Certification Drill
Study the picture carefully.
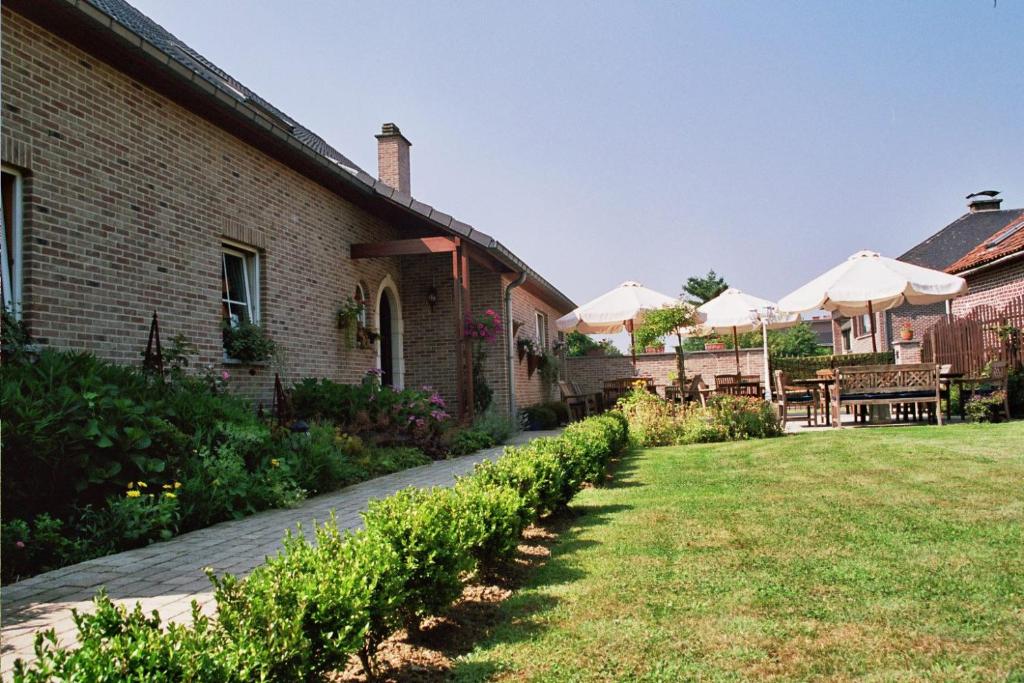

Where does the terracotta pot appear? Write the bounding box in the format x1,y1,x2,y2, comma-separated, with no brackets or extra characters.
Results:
645,345,665,354
900,329,914,341
704,342,725,351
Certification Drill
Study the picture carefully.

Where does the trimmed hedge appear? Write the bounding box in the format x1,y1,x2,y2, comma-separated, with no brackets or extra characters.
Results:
771,351,895,380
13,412,629,682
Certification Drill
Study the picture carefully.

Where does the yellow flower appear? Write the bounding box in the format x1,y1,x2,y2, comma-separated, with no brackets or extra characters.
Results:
137,481,148,488
174,481,182,489
270,458,280,468
126,490,141,498
127,482,135,489
162,484,172,490
163,492,177,499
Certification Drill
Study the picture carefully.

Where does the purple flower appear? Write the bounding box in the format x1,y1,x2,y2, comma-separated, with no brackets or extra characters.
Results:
221,370,230,381
15,541,25,549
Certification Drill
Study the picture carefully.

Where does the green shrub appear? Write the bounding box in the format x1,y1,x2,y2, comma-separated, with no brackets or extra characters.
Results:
448,428,496,456
707,395,783,439
473,407,518,444
364,446,431,475
361,487,472,633
451,477,524,571
12,413,631,681
616,387,681,447
964,390,1008,423
541,400,570,425
522,403,559,430
13,592,235,682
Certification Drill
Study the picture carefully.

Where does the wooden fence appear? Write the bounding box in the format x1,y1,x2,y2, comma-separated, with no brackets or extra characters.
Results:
921,296,1024,375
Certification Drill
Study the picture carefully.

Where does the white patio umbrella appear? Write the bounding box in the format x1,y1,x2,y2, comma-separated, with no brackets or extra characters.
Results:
777,250,968,352
686,288,800,395
556,281,679,370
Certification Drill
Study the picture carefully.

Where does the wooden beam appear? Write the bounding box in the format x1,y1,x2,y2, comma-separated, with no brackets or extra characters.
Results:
462,244,474,422
452,241,464,419
351,236,457,259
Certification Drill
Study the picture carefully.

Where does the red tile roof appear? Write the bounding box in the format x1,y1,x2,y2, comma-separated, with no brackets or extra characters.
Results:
946,211,1024,274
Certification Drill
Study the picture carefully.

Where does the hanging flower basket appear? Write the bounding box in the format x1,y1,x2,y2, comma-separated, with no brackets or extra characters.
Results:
517,337,537,363
527,352,540,377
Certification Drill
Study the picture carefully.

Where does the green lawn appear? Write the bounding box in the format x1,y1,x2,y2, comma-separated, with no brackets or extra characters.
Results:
453,423,1024,682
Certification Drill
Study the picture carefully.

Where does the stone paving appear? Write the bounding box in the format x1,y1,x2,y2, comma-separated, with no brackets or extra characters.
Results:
0,430,561,677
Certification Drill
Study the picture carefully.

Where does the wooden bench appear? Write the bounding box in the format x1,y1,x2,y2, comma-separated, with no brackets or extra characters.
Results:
559,380,600,420
832,363,943,427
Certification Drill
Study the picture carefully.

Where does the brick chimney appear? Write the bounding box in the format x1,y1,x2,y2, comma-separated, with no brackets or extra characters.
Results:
376,123,411,195
966,190,1002,213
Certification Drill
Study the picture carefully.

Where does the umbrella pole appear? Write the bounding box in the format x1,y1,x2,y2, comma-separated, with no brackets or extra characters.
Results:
627,320,637,373
868,301,877,353
733,326,741,374
676,331,686,391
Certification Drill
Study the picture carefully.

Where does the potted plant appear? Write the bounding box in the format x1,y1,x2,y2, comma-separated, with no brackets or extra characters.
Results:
337,297,365,349
527,350,541,377
900,322,914,341
222,319,277,363
645,343,665,353
517,337,537,362
704,341,725,351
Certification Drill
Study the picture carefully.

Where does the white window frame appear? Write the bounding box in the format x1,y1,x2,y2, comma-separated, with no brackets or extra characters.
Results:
535,311,548,349
859,313,873,336
1,165,24,318
221,241,260,327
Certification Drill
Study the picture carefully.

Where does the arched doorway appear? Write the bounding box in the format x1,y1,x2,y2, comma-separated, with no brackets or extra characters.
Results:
374,276,404,388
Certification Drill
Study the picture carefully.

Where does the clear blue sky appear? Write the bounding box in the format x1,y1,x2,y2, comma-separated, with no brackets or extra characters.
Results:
131,0,1023,319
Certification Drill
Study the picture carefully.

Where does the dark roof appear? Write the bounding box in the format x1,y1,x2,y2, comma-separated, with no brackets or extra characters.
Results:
85,0,365,174
947,213,1024,273
59,0,574,312
898,208,1024,271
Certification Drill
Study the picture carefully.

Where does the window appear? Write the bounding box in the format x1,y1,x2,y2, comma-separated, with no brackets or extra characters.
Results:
1,167,23,317
535,311,548,349
859,313,873,336
354,282,368,327
221,243,259,327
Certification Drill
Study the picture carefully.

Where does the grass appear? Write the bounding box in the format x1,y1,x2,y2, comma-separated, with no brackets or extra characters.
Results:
452,422,1024,682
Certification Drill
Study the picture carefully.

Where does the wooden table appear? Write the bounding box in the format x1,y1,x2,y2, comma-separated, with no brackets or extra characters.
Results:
793,371,964,426
791,376,834,425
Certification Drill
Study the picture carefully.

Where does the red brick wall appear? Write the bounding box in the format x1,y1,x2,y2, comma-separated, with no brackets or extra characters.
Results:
508,282,563,409
883,301,947,349
566,348,765,397
952,259,1024,317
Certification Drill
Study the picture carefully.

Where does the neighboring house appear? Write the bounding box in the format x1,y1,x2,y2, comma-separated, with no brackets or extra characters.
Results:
1,0,574,417
832,191,1024,353
805,315,835,351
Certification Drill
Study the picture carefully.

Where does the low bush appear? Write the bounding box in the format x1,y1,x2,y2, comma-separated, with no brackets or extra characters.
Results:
12,412,630,681
964,390,1008,423
617,388,781,448
522,403,559,430
447,428,496,456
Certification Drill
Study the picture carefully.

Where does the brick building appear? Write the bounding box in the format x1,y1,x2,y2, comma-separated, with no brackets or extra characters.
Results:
0,0,573,417
832,191,1024,353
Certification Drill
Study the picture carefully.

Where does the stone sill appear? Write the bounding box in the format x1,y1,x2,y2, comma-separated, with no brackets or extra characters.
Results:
222,358,270,367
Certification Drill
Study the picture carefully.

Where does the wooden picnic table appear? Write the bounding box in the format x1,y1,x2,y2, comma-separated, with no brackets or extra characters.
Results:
792,369,964,426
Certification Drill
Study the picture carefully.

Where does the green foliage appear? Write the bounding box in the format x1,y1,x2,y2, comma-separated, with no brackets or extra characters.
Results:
683,269,728,305
77,486,181,555
12,412,631,681
633,304,701,353
616,388,781,448
290,377,451,456
449,428,497,456
771,351,895,380
222,320,277,363
964,391,1008,423
1,306,33,354
538,351,560,395
473,408,519,444
13,592,235,682
522,403,560,430
564,331,620,357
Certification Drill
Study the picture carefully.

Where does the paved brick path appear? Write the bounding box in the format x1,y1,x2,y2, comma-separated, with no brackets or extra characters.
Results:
0,430,560,678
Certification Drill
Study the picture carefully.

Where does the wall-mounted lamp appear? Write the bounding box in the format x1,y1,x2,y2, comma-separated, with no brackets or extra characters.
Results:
426,285,438,312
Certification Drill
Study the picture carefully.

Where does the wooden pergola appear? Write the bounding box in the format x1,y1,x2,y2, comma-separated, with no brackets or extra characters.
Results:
350,236,507,421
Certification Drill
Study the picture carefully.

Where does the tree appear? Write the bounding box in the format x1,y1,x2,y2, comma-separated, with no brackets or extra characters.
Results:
768,322,829,358
683,269,728,305
632,303,703,388
565,330,622,357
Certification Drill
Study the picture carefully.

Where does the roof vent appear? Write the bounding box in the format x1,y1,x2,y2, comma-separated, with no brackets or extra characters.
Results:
966,190,1002,213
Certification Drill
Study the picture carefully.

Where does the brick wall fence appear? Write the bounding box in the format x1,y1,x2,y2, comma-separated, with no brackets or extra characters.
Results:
565,348,765,397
